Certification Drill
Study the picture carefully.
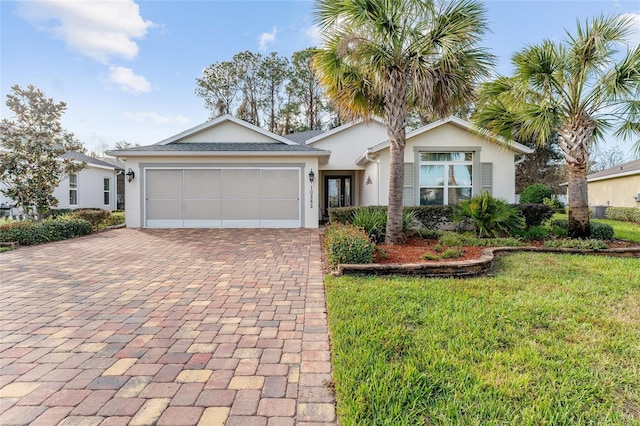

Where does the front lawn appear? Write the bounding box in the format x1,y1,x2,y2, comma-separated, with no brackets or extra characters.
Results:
326,253,640,425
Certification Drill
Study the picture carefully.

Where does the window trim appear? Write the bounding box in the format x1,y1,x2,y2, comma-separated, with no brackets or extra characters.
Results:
103,177,111,206
413,147,481,205
69,174,78,206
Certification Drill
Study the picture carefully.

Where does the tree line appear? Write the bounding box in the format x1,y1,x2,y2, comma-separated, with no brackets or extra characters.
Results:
195,48,342,135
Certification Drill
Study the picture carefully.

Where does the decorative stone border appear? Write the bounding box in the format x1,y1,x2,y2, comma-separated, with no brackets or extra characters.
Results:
335,246,640,278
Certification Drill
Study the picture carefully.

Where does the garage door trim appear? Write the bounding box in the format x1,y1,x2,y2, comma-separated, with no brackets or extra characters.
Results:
142,165,303,228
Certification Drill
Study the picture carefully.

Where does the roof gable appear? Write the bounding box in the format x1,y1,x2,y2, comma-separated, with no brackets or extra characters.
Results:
306,117,386,146
364,116,533,157
157,114,296,145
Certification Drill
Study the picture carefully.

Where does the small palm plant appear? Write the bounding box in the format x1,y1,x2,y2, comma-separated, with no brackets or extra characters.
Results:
455,192,524,238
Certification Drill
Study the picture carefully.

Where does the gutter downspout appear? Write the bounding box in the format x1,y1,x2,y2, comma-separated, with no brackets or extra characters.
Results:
364,150,380,205
514,154,527,166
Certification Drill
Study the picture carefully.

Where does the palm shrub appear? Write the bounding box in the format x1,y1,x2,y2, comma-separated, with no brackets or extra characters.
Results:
455,192,524,238
352,208,387,243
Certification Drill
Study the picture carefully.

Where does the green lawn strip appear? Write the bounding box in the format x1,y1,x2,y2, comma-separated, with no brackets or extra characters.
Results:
325,253,640,425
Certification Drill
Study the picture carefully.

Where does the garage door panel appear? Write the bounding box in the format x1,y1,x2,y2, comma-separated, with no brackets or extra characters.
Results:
147,200,182,220
260,200,299,220
146,167,301,228
184,170,221,199
223,169,260,199
261,170,299,199
223,199,260,220
184,200,222,220
147,170,182,199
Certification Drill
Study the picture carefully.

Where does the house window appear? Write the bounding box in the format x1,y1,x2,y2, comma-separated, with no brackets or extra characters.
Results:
419,152,472,205
103,178,110,205
69,174,78,205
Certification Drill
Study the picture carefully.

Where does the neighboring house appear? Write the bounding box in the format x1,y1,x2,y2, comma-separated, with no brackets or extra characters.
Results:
1,151,123,215
53,152,123,212
108,114,531,229
583,159,640,208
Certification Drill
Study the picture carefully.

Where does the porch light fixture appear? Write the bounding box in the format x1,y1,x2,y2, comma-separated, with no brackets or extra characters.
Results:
308,169,315,183
126,168,135,183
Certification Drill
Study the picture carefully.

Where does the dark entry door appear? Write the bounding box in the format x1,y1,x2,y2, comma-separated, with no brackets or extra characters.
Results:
325,176,352,216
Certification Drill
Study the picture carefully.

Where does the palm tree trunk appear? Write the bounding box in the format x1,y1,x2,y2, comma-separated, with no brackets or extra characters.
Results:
384,67,407,244
558,125,591,238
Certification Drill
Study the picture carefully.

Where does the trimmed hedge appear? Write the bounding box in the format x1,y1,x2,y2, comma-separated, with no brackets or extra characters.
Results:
605,207,640,223
104,211,125,227
0,217,93,246
324,224,374,268
71,209,111,231
514,203,554,228
329,205,454,229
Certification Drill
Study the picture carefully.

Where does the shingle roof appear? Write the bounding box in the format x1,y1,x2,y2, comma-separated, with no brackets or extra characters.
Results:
110,142,328,153
282,130,325,145
60,151,124,169
587,159,640,180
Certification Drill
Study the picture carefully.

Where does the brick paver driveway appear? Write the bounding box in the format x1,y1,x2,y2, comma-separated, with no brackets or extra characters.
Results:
0,228,336,426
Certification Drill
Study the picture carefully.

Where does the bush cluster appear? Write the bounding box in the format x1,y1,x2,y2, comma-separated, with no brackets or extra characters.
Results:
548,219,614,240
103,211,125,227
70,209,111,231
605,207,640,223
0,217,93,246
514,203,555,228
324,224,374,268
519,184,553,204
329,205,454,229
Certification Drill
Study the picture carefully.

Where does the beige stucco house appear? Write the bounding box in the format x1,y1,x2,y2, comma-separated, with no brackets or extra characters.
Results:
108,114,532,229
584,159,640,208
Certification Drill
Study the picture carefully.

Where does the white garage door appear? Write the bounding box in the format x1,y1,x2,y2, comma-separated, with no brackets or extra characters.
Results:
145,168,301,228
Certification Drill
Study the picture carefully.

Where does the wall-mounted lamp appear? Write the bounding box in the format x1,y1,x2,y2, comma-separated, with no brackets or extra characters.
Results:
126,168,135,183
308,169,315,183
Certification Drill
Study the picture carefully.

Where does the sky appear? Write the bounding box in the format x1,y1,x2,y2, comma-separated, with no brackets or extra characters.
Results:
1,0,640,159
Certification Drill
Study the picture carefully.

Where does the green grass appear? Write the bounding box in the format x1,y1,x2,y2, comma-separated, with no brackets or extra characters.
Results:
553,213,640,243
326,253,640,425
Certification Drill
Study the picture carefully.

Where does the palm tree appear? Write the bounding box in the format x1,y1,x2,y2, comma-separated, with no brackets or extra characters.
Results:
474,15,640,238
314,0,493,244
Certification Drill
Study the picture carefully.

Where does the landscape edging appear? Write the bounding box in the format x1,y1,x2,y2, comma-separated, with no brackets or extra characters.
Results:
335,246,640,278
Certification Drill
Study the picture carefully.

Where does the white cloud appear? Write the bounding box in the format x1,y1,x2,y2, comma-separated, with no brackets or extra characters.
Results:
258,27,277,51
304,24,323,47
17,0,154,62
123,111,190,124
622,13,640,46
109,66,152,93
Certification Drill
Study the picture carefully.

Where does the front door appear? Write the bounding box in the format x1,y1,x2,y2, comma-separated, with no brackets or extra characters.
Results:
325,176,352,217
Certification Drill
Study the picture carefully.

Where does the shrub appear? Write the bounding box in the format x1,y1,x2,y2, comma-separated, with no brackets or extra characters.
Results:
590,222,614,240
0,217,93,246
512,225,549,241
438,231,525,247
605,207,640,223
412,228,443,240
324,224,374,268
519,184,553,204
104,211,125,228
352,209,387,243
330,205,455,229
514,203,555,228
421,247,465,260
543,239,608,250
43,208,73,219
71,209,110,231
543,197,565,211
404,205,455,228
455,192,524,238
547,219,614,240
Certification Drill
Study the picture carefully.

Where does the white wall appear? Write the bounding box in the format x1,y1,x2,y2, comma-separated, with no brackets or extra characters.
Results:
311,121,388,170
54,166,119,211
119,155,320,228
180,121,279,143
